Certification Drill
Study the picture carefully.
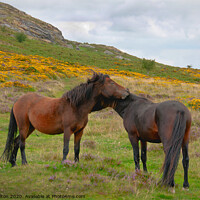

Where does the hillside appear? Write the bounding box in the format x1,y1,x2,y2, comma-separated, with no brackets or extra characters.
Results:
0,2,200,84
0,52,200,199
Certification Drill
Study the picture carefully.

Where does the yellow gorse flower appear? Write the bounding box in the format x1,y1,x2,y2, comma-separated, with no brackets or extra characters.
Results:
188,99,200,110
0,50,199,110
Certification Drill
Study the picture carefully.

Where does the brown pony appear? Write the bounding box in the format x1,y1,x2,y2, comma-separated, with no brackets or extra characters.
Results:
1,73,129,167
92,92,191,192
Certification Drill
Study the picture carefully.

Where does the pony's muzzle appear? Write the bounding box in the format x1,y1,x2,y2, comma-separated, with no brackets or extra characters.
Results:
121,88,130,99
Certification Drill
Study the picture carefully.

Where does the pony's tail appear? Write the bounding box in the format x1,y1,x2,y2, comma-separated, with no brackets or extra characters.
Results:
161,111,186,186
1,107,18,162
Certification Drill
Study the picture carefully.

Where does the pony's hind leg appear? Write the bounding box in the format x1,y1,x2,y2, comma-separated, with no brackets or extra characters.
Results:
9,136,20,167
182,141,189,189
182,121,190,190
141,141,147,172
19,135,28,165
19,123,35,165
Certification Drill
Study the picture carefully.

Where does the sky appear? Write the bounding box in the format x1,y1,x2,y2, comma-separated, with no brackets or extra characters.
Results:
1,0,200,68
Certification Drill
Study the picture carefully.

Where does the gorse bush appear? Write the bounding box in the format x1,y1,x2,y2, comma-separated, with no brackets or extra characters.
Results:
0,50,199,90
142,58,155,70
15,32,27,43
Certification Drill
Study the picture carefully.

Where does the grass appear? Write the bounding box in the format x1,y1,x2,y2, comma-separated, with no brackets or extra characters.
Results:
0,75,200,200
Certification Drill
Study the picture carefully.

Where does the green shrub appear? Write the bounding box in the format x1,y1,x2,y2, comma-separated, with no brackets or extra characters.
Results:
142,58,155,70
15,32,27,43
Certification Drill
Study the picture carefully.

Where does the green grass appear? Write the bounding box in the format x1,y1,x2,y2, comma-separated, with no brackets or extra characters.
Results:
0,78,200,200
0,27,200,84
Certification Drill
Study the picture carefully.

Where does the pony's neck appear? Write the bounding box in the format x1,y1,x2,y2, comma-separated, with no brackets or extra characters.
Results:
114,94,143,118
91,95,133,117
114,98,131,118
91,93,150,117
78,90,101,115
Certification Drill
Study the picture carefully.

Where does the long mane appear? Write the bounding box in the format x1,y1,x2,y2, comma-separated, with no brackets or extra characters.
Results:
62,73,109,107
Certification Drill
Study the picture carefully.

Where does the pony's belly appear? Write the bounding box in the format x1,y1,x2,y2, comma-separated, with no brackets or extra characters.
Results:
139,131,161,143
30,116,64,135
36,127,63,135
145,138,161,143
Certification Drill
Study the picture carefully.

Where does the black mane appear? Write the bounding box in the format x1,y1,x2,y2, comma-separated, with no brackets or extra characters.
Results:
62,73,109,107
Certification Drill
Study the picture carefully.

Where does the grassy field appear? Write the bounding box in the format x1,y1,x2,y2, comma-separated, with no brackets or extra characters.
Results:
0,71,200,199
0,25,200,199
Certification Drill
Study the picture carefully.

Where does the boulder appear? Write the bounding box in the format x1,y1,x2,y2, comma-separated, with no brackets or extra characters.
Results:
0,2,65,44
104,50,114,55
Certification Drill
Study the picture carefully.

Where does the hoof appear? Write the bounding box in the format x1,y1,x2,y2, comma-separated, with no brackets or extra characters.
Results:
168,187,175,194
74,158,79,163
62,159,66,164
143,169,148,174
182,187,189,191
11,163,17,167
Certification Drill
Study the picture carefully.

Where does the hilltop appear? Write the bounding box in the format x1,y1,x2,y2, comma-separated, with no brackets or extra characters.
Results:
0,2,65,44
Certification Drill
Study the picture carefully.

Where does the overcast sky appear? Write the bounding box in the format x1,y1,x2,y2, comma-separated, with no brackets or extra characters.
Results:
1,0,200,68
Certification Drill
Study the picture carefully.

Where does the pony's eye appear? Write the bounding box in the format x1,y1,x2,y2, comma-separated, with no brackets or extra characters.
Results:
111,82,115,85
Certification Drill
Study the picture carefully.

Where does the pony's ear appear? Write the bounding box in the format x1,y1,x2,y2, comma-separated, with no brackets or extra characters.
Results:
90,69,95,75
87,71,100,84
88,70,95,80
85,83,94,100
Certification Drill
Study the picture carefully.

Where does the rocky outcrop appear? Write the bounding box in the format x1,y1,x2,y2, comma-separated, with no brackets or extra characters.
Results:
79,43,95,48
104,50,114,55
115,55,131,61
0,2,132,57
0,2,65,44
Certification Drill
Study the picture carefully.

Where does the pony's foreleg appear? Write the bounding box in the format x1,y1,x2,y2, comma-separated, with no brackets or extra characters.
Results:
62,128,72,161
74,130,83,162
9,136,20,167
141,141,147,172
182,141,189,189
128,132,140,170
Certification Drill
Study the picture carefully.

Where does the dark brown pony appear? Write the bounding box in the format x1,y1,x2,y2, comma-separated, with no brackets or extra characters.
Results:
1,73,129,167
92,93,191,191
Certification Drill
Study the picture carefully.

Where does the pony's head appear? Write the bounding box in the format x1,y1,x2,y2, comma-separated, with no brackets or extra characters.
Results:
63,72,129,107
97,74,129,99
